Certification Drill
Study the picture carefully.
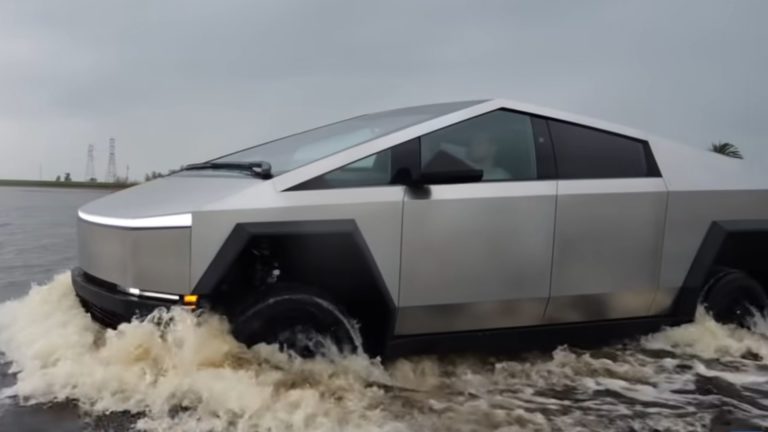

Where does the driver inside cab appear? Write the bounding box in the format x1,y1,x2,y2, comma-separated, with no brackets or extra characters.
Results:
467,133,510,181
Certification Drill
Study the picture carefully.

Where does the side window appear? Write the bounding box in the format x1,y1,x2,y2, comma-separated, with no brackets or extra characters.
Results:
294,149,393,190
420,110,539,182
548,120,660,179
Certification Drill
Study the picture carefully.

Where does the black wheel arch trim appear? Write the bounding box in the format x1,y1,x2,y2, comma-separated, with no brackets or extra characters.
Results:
192,219,396,350
673,219,768,319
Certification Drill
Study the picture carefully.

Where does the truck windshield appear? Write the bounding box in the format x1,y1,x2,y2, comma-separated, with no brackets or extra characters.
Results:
212,101,482,176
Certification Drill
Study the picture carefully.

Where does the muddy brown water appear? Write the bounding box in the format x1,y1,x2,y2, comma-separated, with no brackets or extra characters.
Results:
1,186,767,432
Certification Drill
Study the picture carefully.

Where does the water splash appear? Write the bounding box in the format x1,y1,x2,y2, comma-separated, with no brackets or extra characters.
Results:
0,272,767,431
0,273,398,431
643,307,768,360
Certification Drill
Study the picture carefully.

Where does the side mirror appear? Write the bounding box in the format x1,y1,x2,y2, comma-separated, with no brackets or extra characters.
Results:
392,145,487,188
392,166,483,189
391,167,419,187
415,148,484,185
391,167,430,199
420,169,483,185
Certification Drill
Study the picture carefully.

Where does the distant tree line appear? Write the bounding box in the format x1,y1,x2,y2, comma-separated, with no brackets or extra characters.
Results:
54,172,131,184
143,166,183,182
144,171,166,181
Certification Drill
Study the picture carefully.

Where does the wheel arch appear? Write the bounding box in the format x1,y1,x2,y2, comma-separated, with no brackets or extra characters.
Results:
193,219,396,356
673,219,768,318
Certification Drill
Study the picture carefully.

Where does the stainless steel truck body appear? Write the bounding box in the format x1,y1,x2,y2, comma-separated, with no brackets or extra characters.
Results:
72,99,768,356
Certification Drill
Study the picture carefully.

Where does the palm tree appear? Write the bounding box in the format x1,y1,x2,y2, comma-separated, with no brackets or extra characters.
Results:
710,142,743,159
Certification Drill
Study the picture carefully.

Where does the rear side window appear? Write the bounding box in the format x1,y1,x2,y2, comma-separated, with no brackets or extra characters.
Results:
548,120,660,179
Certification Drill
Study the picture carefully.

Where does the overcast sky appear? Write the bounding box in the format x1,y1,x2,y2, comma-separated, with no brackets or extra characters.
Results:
1,0,766,181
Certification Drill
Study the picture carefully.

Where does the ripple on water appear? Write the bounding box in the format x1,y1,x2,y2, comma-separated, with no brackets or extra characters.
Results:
0,272,767,432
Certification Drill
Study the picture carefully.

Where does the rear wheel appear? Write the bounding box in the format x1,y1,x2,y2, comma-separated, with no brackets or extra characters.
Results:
703,270,768,327
231,284,360,357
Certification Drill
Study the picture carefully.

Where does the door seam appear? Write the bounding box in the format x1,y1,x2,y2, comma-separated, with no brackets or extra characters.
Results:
647,185,671,314
396,187,407,310
542,180,558,319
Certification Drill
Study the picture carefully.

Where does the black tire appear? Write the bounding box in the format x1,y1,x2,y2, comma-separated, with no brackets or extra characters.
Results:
703,270,768,327
231,283,360,357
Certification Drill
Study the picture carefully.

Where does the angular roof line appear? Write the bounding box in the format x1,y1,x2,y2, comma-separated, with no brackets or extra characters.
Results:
476,98,651,141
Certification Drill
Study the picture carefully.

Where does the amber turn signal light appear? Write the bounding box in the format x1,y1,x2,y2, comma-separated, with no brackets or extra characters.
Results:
183,295,198,306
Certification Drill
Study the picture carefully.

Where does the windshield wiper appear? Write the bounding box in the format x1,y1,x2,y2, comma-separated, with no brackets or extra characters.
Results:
180,161,272,179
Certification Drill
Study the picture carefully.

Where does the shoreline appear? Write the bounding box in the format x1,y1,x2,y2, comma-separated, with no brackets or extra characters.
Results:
0,179,136,190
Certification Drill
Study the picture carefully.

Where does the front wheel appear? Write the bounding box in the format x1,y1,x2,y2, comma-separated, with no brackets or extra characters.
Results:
703,270,768,327
231,284,361,357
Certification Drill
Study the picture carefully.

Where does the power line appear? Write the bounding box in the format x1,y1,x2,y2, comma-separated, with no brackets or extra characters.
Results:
105,137,117,182
85,144,95,181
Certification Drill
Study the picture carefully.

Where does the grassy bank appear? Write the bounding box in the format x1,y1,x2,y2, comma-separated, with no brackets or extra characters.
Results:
0,179,136,190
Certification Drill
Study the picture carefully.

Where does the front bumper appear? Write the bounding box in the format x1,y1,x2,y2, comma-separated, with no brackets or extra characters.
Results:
72,267,175,328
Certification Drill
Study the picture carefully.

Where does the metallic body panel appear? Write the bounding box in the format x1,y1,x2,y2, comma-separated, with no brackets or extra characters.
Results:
191,185,406,302
651,188,768,312
79,175,257,219
74,99,768,340
545,178,667,322
395,298,548,335
647,136,768,312
648,287,677,315
76,99,655,301
397,181,556,334
78,220,191,295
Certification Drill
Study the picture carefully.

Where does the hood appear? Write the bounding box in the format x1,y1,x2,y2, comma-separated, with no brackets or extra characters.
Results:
79,174,262,221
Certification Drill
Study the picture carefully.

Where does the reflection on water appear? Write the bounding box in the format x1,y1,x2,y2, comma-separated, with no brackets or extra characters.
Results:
0,272,767,432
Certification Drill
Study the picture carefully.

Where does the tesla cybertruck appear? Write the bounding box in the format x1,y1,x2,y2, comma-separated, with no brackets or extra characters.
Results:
72,99,768,357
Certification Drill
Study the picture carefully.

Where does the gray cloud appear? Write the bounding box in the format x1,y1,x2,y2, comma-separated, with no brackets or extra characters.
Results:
1,0,766,180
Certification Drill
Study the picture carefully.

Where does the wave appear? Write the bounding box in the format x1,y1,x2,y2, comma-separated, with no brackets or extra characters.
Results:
0,272,767,431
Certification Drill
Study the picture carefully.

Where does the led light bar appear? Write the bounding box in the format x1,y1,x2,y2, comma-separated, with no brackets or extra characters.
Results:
115,285,181,302
78,210,192,228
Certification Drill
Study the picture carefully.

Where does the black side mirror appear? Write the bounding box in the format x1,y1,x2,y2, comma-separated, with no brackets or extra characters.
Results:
416,148,485,185
391,167,431,199
391,167,418,187
391,148,485,191
420,169,483,185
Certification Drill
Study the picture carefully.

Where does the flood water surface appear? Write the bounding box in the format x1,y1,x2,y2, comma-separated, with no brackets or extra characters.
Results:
1,186,768,432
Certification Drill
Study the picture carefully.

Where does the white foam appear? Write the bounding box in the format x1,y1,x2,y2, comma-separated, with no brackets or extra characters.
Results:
0,273,402,432
1,272,767,431
748,309,768,336
643,307,768,360
692,360,768,385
